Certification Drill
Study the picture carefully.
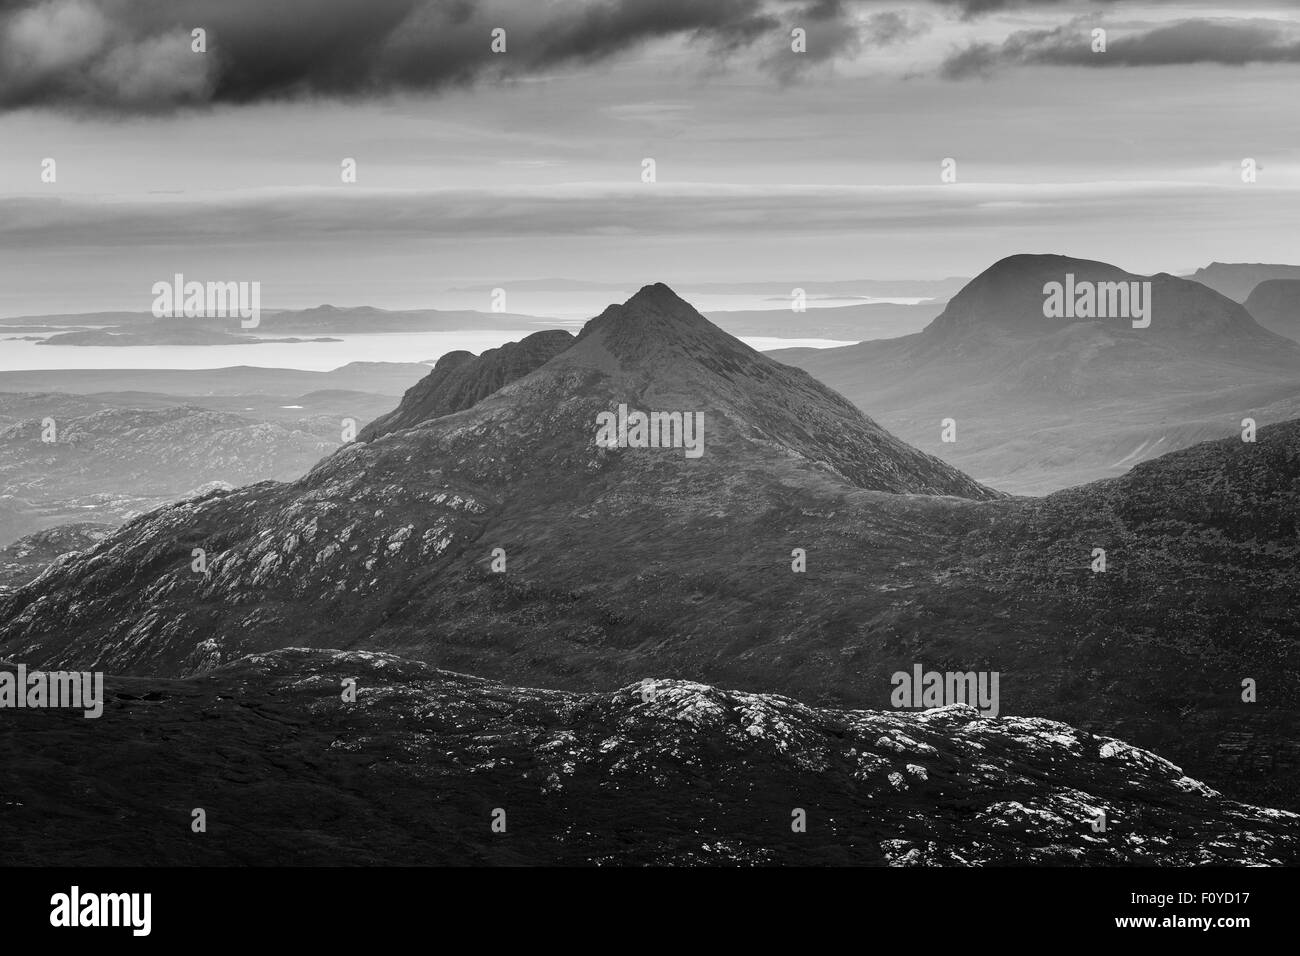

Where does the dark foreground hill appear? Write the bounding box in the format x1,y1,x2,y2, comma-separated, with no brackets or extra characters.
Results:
774,254,1300,493
1,649,1294,866
1,284,1297,811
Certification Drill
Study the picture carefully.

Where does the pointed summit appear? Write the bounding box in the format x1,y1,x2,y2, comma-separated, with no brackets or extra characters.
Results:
585,283,700,327
626,281,691,308
0,283,996,684
571,282,726,368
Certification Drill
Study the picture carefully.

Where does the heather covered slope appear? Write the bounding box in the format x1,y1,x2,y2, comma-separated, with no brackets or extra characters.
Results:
1,649,1294,866
1,285,1297,810
774,254,1300,493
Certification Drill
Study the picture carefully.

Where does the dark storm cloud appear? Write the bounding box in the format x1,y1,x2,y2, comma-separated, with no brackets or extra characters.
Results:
864,10,928,46
761,3,927,82
941,18,1300,78
0,0,835,112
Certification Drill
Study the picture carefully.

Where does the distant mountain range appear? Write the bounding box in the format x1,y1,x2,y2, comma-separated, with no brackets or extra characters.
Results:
2,648,1293,865
3,283,1296,813
1187,262,1300,303
0,304,548,345
774,254,1300,493
4,300,945,348
35,323,342,347
1245,279,1300,342
446,277,971,298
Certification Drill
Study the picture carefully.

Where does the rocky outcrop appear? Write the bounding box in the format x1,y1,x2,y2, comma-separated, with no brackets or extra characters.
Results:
0,522,113,596
2,648,1294,866
358,329,574,441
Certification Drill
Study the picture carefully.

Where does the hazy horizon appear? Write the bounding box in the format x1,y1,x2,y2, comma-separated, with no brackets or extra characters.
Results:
4,0,1300,318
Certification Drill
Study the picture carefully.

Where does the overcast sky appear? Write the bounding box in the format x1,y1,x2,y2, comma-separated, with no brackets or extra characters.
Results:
2,0,1298,313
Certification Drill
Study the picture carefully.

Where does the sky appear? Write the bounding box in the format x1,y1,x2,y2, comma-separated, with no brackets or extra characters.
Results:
1,0,1299,314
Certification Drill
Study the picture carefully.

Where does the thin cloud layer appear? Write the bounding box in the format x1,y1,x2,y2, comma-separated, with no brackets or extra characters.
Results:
942,18,1300,79
2,180,1289,249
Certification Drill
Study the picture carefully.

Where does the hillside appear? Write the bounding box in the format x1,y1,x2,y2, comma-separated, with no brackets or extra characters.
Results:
1245,279,1300,342
359,330,574,441
1188,262,1300,302
0,523,113,597
774,254,1300,493
0,399,342,545
1,284,1296,812
1,648,1293,866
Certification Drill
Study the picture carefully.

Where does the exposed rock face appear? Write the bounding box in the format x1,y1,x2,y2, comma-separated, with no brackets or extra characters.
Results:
1244,279,1300,343
2,649,1293,866
1,285,1296,813
0,523,113,596
358,330,575,441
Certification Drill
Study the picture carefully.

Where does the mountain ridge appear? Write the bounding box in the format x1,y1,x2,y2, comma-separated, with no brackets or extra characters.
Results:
774,253,1300,493
2,283,1297,813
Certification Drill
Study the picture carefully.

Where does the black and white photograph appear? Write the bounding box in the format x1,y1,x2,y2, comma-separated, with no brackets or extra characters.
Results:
0,0,1297,937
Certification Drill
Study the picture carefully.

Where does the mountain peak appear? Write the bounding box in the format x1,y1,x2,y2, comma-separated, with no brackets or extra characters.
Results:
626,281,688,307
582,282,703,330
924,253,1283,344
568,282,735,372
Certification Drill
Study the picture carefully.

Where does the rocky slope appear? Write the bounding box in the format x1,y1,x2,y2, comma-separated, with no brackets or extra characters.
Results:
0,523,113,597
359,330,574,441
1,284,1296,812
774,254,1300,493
0,399,343,546
1,648,1293,866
